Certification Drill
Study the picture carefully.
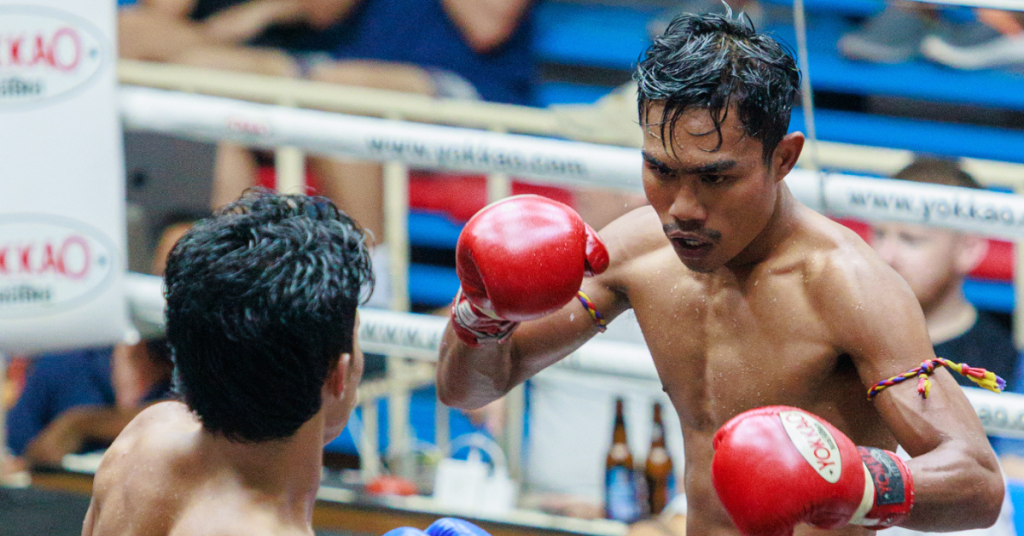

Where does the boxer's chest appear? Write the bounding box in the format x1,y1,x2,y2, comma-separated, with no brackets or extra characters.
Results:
629,267,840,432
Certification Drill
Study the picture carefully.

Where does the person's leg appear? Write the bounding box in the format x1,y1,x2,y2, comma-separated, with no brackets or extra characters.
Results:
118,6,206,61
308,157,385,241
173,44,298,77
168,46,297,210
305,59,441,257
308,59,435,95
211,142,260,210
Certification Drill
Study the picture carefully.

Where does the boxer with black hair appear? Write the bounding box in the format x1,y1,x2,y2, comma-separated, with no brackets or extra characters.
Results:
438,12,1004,536
83,190,373,536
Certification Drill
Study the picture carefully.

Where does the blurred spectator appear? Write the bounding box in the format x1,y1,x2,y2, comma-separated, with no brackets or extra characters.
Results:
120,0,536,310
865,158,1021,536
121,0,535,230
9,340,172,468
870,157,1019,389
840,2,1024,71
3,220,191,470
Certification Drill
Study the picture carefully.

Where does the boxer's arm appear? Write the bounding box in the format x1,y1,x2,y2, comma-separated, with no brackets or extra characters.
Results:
816,254,1003,531
437,211,641,410
81,498,97,536
437,266,626,410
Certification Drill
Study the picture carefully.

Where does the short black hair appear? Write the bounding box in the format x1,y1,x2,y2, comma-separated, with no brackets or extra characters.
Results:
895,156,981,190
635,10,801,162
164,189,373,443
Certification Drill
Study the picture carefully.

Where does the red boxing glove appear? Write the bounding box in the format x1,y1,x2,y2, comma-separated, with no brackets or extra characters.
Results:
451,194,609,346
712,406,914,536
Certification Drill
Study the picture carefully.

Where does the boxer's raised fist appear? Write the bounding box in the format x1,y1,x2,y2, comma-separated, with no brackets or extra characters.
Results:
712,406,913,536
452,195,608,346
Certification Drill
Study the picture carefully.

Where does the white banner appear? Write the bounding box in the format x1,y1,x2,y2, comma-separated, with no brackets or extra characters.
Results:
0,0,131,353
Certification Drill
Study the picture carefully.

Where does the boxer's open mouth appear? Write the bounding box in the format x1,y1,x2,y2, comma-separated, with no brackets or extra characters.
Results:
670,237,713,258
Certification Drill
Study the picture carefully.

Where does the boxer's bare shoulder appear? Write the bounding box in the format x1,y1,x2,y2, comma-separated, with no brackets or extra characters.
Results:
787,205,930,377
89,401,300,536
595,205,673,284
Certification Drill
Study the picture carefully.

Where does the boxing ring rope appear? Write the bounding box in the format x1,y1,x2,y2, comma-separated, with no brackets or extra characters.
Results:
117,61,1024,186
118,86,1024,457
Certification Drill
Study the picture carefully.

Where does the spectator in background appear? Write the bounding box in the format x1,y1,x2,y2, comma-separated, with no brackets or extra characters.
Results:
119,0,536,308
840,2,1024,71
119,0,536,225
870,157,1019,390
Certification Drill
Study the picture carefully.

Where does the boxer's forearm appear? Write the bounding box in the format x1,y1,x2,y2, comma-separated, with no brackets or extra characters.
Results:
436,325,516,410
900,441,1003,531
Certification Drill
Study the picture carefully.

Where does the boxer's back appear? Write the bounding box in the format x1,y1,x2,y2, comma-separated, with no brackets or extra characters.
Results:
84,402,301,536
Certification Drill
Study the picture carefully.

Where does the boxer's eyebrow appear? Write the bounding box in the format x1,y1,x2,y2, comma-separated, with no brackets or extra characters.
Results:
642,151,737,176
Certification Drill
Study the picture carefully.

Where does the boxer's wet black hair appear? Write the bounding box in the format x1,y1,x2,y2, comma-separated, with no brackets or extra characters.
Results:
165,189,373,443
635,10,801,163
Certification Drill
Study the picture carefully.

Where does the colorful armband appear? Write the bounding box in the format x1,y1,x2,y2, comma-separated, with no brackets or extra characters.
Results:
867,358,1005,400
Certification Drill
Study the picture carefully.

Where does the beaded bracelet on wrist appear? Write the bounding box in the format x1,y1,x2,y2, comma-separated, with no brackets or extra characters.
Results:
576,290,607,332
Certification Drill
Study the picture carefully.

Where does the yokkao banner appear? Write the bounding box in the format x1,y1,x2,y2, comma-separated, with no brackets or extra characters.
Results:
0,0,132,353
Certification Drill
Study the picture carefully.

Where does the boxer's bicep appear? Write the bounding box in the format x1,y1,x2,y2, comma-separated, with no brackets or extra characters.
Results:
812,252,934,385
816,257,1001,523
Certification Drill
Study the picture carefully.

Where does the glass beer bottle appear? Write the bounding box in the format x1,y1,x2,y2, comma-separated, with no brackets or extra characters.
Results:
605,398,640,522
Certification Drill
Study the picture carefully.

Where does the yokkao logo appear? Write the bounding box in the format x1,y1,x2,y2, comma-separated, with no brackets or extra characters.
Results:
0,216,116,317
779,410,843,483
0,6,106,108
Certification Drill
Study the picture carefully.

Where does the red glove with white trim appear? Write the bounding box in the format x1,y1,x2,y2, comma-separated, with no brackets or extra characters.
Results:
451,195,608,346
712,406,914,536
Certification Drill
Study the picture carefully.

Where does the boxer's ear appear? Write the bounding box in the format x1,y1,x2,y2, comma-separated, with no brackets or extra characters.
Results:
772,132,805,182
954,234,988,276
327,353,351,398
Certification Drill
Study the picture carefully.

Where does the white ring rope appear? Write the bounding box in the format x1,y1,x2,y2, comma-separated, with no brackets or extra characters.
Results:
125,272,1024,439
121,87,1024,242
120,86,640,193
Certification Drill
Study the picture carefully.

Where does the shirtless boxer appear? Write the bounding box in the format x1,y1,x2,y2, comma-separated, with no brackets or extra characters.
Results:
437,12,1004,536
81,191,374,536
